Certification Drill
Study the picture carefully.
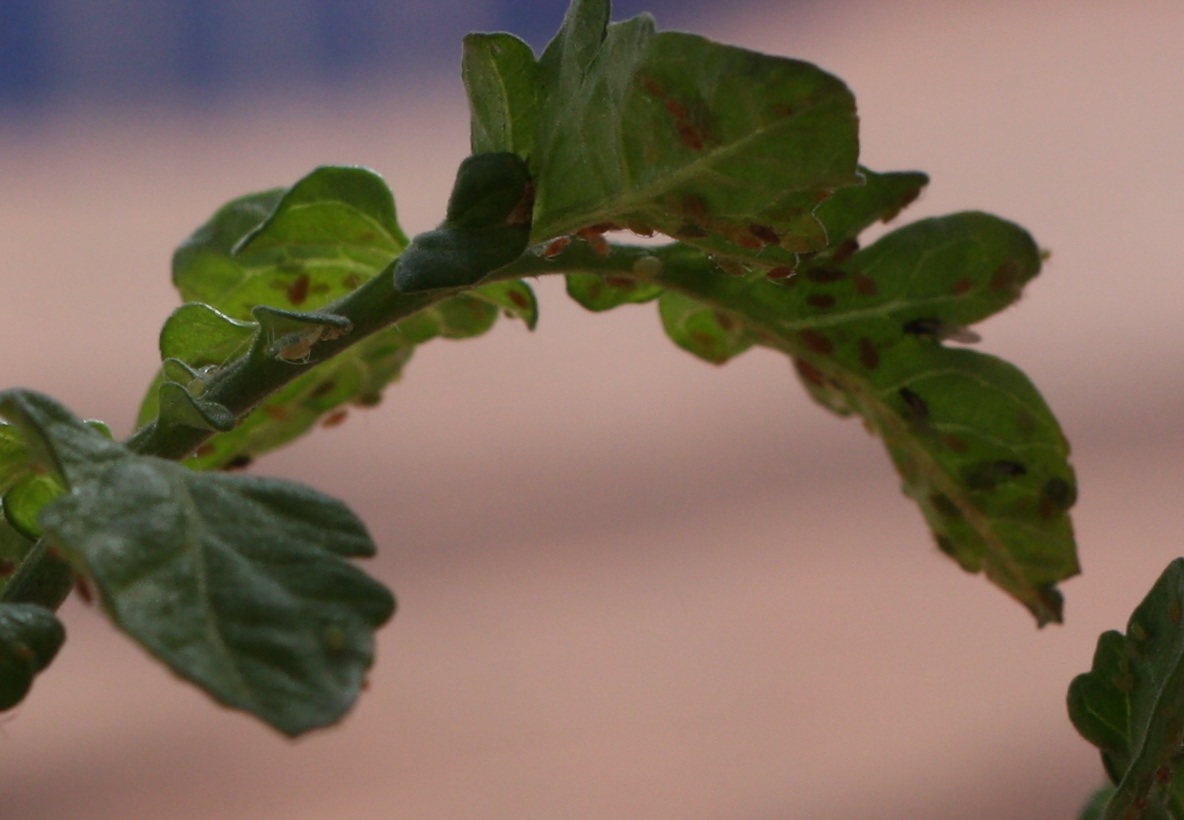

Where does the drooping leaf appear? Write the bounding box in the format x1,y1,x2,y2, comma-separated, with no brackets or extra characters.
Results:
1069,559,1184,819
520,0,860,260
173,165,407,320
0,389,395,736
599,211,1078,623
565,267,663,312
0,603,65,710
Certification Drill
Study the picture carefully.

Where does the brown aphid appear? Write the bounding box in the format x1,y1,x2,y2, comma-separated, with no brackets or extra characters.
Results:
798,329,834,355
0,558,15,577
263,404,290,421
942,434,969,453
74,575,94,606
542,236,571,258
664,98,688,120
793,357,826,387
766,266,796,281
858,337,879,370
605,275,635,288
1156,765,1173,789
807,294,836,309
507,289,531,310
749,224,780,245
681,194,708,221
735,234,762,250
852,272,877,296
951,278,973,296
677,122,703,151
626,221,654,237
831,238,859,263
309,380,338,399
321,409,348,428
194,443,217,458
676,223,707,239
287,273,311,305
584,233,610,257
225,454,253,471
640,76,665,98
990,261,1021,294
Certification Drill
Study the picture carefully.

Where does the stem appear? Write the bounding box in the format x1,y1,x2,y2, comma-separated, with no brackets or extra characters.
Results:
0,537,74,609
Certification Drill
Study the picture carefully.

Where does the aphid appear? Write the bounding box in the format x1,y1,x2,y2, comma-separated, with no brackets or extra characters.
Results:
626,221,654,238
507,289,531,310
542,236,571,258
640,76,664,98
793,357,826,387
898,387,929,421
735,234,762,250
321,409,348,428
583,233,610,256
286,273,310,305
677,123,703,150
749,224,780,245
806,294,836,309
0,558,15,577
1039,476,1077,517
225,454,253,471
74,575,94,606
928,493,962,519
631,255,663,278
941,434,969,453
664,98,688,120
951,278,973,296
1156,765,1173,789
990,261,1020,293
798,329,833,356
276,326,325,363
963,459,1026,491
831,238,859,263
765,266,795,281
263,404,290,420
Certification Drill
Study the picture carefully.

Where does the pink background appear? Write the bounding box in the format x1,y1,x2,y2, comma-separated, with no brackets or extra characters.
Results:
3,2,1183,817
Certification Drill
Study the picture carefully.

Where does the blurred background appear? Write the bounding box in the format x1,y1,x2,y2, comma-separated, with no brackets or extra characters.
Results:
2,1,1183,817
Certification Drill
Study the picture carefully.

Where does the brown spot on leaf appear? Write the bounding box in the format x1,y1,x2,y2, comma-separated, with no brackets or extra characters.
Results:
263,405,289,421
807,294,836,309
640,76,664,98
952,278,973,296
990,261,1021,294
676,122,703,151
664,98,687,120
0,558,15,577
858,337,879,370
287,273,310,305
798,329,833,355
852,272,877,296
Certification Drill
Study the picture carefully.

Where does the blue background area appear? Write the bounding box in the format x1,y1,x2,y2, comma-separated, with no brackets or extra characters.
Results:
0,0,734,111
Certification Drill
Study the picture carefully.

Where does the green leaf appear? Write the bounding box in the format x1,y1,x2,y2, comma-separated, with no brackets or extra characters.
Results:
470,279,540,331
0,389,395,735
658,290,754,364
638,212,1076,623
463,32,540,156
0,603,65,711
173,165,407,320
1069,559,1184,819
393,153,533,293
0,421,31,495
524,0,859,258
565,269,663,312
0,516,35,595
810,166,929,257
3,473,64,540
1080,784,1119,820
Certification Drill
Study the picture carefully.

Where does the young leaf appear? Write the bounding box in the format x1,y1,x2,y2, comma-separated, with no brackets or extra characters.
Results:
526,0,860,256
0,421,30,495
0,516,35,595
1069,559,1184,819
565,270,663,312
0,603,65,710
393,152,533,293
0,389,395,736
173,165,407,320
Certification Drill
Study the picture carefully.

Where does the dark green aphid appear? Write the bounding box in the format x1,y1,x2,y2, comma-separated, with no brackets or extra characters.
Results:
898,387,928,421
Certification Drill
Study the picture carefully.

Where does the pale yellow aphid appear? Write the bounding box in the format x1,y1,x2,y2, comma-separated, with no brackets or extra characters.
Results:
273,323,352,364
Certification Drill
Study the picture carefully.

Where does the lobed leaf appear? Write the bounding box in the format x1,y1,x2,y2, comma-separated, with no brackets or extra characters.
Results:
0,603,65,710
1069,559,1184,819
0,389,395,735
